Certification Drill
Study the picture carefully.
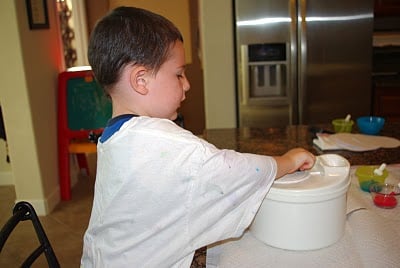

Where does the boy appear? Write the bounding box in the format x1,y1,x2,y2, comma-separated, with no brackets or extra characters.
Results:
81,6,315,267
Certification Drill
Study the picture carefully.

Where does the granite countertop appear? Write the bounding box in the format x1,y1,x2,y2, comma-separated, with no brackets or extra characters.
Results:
190,122,400,267
202,122,400,166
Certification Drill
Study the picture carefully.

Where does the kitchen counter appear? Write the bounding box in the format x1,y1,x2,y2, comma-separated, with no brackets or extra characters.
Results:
202,122,400,166
190,122,400,267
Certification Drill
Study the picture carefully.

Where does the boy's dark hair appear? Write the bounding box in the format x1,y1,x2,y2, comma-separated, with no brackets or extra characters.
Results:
88,6,184,92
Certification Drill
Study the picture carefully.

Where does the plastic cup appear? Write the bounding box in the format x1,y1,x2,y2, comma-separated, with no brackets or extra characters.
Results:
332,119,354,133
369,183,400,208
355,165,388,192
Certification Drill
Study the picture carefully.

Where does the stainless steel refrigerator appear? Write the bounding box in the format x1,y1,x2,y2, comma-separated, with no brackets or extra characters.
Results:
234,0,374,128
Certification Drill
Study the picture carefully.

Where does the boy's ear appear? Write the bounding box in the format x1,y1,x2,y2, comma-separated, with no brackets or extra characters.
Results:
130,67,148,95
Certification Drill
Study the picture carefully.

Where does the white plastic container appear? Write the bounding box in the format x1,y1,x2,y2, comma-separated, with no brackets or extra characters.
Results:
250,154,350,251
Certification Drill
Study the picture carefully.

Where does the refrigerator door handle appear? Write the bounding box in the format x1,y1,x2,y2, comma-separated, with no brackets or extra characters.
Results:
289,0,297,125
240,45,249,105
298,0,307,124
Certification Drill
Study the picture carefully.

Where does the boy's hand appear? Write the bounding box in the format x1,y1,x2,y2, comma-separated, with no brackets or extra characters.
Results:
274,148,316,179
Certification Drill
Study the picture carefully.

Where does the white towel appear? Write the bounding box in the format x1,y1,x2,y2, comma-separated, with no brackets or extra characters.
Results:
313,133,400,151
207,230,363,268
347,209,400,268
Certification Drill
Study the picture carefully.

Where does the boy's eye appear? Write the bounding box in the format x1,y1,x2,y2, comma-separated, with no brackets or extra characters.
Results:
177,68,186,79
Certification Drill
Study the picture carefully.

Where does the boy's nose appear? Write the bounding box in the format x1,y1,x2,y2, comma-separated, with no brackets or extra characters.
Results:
183,77,190,92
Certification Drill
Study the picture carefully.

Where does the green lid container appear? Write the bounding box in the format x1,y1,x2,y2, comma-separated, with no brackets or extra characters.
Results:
332,119,354,133
355,165,388,192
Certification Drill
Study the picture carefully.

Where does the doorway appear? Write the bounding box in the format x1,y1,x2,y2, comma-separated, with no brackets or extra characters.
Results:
57,0,90,68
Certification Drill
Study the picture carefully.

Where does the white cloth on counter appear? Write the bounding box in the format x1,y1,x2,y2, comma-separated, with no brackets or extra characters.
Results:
207,165,400,268
313,133,400,151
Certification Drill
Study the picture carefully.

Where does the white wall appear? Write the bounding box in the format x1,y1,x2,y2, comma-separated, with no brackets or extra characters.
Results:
0,140,12,185
0,0,64,215
199,0,237,129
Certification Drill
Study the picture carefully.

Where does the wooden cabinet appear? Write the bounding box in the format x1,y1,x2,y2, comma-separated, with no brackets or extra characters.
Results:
374,0,400,16
373,86,400,122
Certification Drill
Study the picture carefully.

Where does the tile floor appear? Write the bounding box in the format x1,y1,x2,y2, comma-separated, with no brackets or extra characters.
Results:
0,174,95,267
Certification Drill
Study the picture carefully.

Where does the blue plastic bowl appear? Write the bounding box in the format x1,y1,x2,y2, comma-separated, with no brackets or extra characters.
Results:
356,116,385,135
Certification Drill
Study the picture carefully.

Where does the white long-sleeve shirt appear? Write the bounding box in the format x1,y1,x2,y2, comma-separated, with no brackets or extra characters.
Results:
81,116,277,267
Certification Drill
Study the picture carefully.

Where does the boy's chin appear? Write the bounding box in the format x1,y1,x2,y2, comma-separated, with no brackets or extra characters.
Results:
172,113,184,127
170,112,179,121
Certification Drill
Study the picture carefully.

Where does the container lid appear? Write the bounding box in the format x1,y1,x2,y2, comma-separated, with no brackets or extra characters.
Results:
268,154,351,203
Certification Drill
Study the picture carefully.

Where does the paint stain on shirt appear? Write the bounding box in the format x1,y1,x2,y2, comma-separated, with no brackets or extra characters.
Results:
160,151,168,158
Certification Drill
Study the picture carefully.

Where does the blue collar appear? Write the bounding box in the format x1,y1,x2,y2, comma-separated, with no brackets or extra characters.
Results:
99,114,138,143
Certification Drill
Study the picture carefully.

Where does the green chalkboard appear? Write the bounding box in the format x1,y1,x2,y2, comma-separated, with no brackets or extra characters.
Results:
67,77,112,130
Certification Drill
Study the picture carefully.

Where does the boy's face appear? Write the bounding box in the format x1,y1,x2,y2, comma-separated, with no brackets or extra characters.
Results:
144,41,190,120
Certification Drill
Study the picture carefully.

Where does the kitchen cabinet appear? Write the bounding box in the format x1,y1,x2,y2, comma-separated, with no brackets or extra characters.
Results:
372,45,400,122
374,0,400,16
373,85,400,122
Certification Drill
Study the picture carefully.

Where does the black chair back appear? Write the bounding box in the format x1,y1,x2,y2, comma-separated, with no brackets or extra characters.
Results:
0,201,60,268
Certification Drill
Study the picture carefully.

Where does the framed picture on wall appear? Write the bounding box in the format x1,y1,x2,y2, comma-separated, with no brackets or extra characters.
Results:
25,0,50,30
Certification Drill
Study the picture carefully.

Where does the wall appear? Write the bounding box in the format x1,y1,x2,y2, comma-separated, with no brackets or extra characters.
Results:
180,0,205,134
0,140,11,185
102,1,238,130
85,0,109,34
199,0,237,129
0,0,64,215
